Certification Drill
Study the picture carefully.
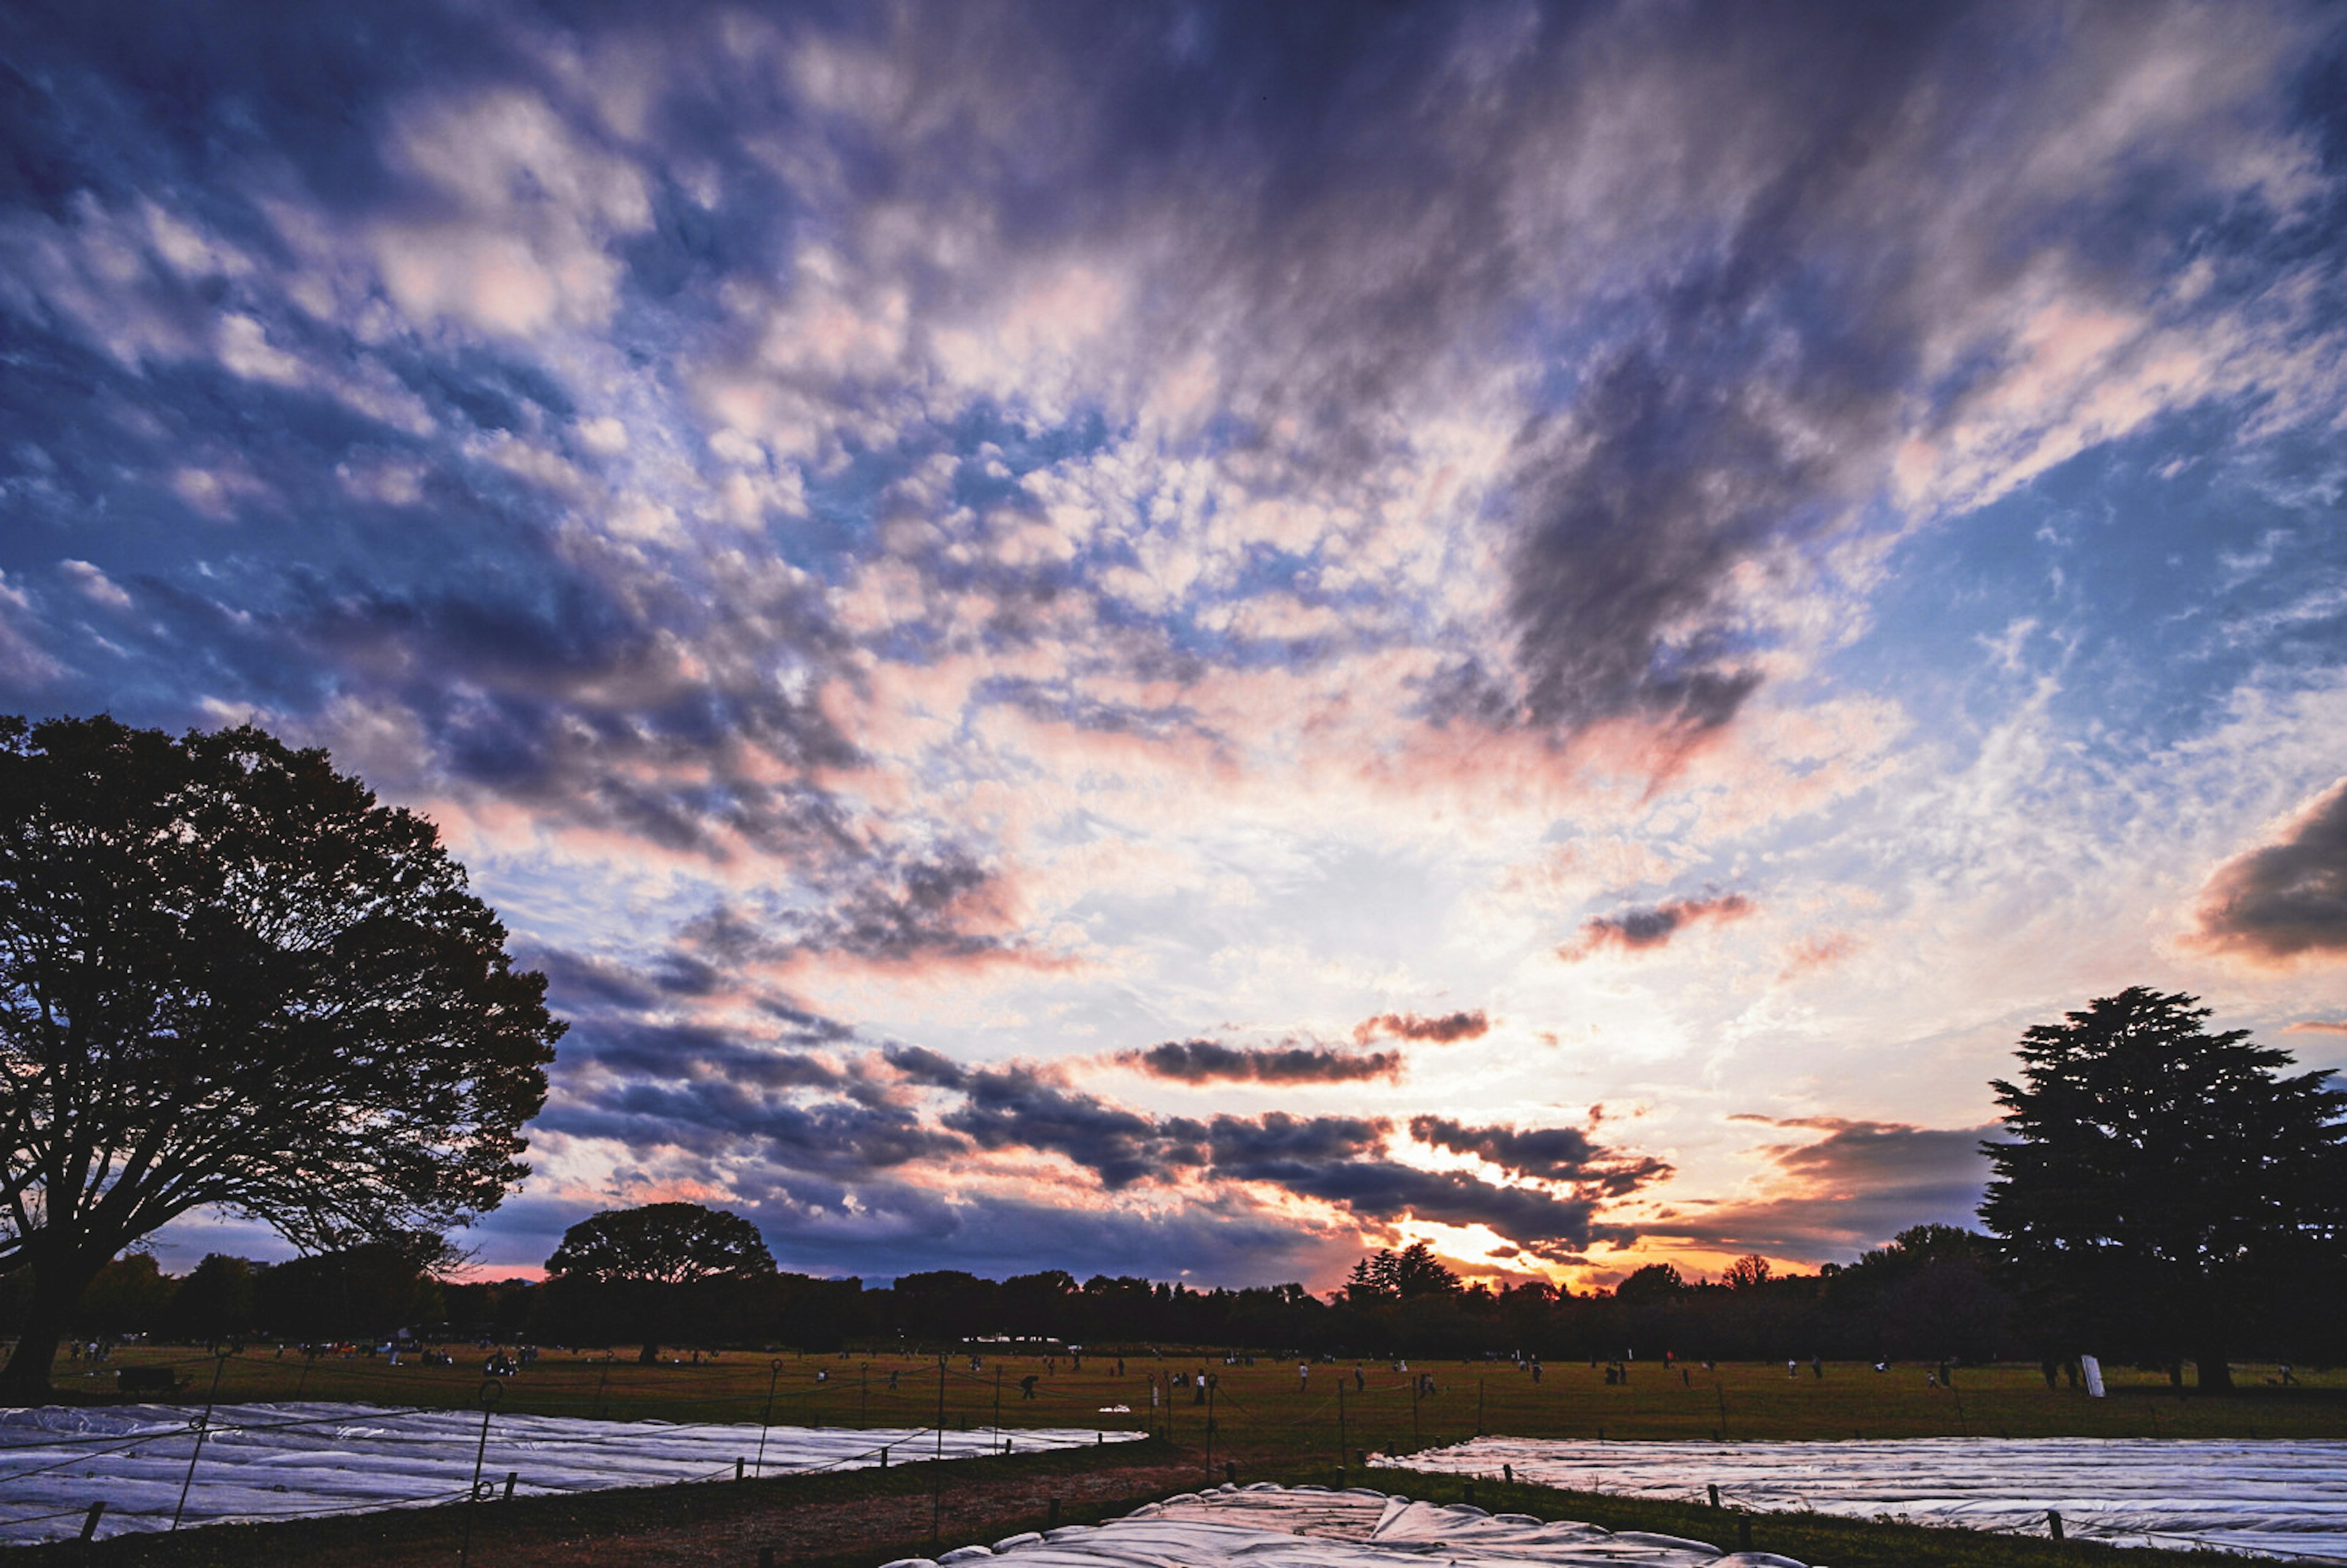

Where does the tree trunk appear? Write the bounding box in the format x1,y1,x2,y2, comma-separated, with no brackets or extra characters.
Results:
2197,1347,2233,1392
0,1256,101,1403
639,1341,660,1365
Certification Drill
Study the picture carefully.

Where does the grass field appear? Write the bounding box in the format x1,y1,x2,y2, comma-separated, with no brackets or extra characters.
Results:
46,1341,2347,1446
16,1347,2343,1566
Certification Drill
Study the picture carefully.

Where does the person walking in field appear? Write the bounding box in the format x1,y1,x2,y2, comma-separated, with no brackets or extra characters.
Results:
1019,1374,1039,1399
1299,1362,1310,1390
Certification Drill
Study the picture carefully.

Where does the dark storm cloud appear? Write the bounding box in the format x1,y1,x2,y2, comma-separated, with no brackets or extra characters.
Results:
1408,1115,1672,1195
1205,1112,1388,1174
2192,779,2347,962
1653,1117,1995,1261
1122,1039,1402,1084
943,1066,1209,1189
1351,1009,1488,1044
1559,893,1755,959
542,1077,963,1176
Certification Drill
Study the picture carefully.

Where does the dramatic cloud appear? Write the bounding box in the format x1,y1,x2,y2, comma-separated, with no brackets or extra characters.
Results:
1350,1009,1489,1045
1558,893,1755,960
1409,1116,1672,1196
943,1066,1207,1189
1122,1039,1403,1085
7,1,2346,1286
2191,779,2347,964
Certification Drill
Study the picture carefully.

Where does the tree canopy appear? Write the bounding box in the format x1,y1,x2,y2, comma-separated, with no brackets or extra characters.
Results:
544,1203,776,1286
0,714,561,1395
1980,986,2347,1390
542,1203,777,1361
1342,1240,1463,1303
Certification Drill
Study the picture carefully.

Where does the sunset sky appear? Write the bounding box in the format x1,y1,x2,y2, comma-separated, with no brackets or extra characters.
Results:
5,1,2346,1291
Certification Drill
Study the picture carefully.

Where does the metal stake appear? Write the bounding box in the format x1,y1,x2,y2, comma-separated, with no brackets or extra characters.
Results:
756,1359,784,1477
457,1379,504,1568
170,1353,230,1530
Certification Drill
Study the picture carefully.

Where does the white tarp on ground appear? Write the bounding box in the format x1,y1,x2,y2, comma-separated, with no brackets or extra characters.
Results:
0,1402,1143,1545
1386,1436,2347,1561
881,1483,1807,1568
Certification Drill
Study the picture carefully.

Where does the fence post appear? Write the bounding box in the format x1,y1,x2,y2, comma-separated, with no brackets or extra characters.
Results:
502,1471,518,1503
457,1378,504,1568
170,1352,230,1530
2049,1511,2065,1542
79,1501,105,1541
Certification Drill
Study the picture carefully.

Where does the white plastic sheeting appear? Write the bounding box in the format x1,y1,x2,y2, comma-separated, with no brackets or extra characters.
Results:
1388,1436,2347,1561
880,1484,1807,1568
0,1402,1142,1544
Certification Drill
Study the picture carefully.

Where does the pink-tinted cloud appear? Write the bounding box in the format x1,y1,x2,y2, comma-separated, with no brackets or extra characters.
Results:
1647,1116,1995,1263
1351,1009,1489,1044
2189,778,2347,965
1557,893,1755,961
1777,929,1859,980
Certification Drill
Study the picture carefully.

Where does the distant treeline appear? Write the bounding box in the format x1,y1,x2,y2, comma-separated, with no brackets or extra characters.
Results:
7,1226,2334,1366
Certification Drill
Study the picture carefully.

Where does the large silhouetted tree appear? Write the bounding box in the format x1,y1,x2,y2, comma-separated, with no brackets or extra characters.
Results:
0,716,561,1396
542,1202,775,1361
1980,987,2347,1391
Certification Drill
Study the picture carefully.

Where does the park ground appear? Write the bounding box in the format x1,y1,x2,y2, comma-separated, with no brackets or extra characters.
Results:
12,1348,2346,1566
